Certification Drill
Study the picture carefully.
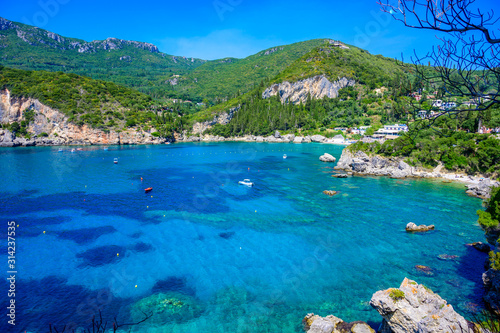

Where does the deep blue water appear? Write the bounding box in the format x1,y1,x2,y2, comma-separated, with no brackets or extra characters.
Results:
0,142,487,332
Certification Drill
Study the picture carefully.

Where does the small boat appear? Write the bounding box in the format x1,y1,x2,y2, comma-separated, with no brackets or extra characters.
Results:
103,147,108,151
71,149,75,153
77,148,83,151
283,154,287,159
58,148,63,152
144,187,153,193
114,158,118,164
238,179,254,187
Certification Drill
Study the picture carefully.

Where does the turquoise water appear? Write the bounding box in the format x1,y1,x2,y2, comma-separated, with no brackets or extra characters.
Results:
0,142,487,332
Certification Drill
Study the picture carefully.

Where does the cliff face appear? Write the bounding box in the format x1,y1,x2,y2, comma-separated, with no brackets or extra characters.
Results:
192,106,240,134
0,89,166,146
262,75,355,104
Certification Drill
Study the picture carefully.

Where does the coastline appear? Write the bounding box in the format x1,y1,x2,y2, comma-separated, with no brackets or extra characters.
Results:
334,148,499,198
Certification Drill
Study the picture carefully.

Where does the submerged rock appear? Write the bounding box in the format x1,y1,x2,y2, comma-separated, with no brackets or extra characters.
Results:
414,265,434,275
319,153,336,162
130,292,203,325
406,222,435,232
370,278,469,333
437,254,459,261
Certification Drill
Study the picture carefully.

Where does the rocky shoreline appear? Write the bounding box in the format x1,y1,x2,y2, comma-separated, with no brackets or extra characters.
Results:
303,278,472,333
335,148,499,199
0,89,167,147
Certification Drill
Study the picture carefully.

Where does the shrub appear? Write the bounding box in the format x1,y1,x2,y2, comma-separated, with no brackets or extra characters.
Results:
39,132,49,137
389,288,405,301
489,251,500,271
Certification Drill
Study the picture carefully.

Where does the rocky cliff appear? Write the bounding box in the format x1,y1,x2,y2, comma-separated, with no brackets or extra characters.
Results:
192,106,240,135
336,148,499,198
370,278,470,333
262,75,355,104
303,278,471,333
0,89,166,147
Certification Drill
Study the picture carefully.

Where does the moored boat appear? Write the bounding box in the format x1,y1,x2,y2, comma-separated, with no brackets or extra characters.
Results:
238,179,254,186
144,187,153,193
114,158,118,164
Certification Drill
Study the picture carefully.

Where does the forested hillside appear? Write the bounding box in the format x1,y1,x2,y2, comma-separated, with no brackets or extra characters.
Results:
0,66,183,138
0,17,326,103
194,41,416,137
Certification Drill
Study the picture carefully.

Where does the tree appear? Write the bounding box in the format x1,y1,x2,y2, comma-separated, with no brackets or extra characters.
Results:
378,0,500,130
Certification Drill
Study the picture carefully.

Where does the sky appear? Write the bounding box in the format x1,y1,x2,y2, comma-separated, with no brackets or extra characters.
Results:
1,0,499,60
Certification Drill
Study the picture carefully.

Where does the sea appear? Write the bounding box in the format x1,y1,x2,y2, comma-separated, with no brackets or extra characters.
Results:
0,142,488,332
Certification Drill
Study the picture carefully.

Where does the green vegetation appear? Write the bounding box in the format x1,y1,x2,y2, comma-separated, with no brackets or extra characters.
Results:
489,251,500,271
0,66,183,137
172,39,326,101
272,42,409,89
0,19,205,101
200,86,384,137
478,186,500,236
389,289,405,301
0,18,327,103
349,115,500,176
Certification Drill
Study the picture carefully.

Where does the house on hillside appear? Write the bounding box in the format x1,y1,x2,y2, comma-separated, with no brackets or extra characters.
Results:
373,124,408,140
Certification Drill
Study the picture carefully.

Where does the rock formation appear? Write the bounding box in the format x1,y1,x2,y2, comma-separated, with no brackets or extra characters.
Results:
191,107,240,135
319,153,336,162
483,268,500,313
406,222,435,232
467,242,491,253
323,190,337,196
0,89,166,146
370,278,470,333
302,313,374,333
466,178,498,199
336,148,499,198
262,75,355,104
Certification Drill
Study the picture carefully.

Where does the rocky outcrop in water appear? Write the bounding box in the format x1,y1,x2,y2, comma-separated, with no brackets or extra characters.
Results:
0,89,166,146
319,153,336,162
302,313,374,333
370,278,470,333
336,148,499,198
262,76,355,104
406,222,435,232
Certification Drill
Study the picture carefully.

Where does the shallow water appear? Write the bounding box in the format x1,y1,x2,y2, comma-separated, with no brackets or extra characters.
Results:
0,142,487,332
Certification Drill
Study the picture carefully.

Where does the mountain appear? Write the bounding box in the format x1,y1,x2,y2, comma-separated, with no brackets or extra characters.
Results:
170,39,326,100
0,17,326,102
0,17,206,100
189,40,413,137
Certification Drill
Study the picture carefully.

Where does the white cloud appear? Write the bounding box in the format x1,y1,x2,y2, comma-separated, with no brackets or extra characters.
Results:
157,30,285,60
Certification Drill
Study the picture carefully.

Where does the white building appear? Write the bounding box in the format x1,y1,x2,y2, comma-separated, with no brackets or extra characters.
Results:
373,124,409,139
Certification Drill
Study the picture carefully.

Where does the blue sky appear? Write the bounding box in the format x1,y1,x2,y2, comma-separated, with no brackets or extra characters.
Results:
1,0,499,60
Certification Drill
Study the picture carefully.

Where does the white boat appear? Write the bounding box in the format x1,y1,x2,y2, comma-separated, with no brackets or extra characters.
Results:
103,147,108,151
71,149,75,153
238,179,254,186
58,148,63,152
283,154,287,159
114,158,118,164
